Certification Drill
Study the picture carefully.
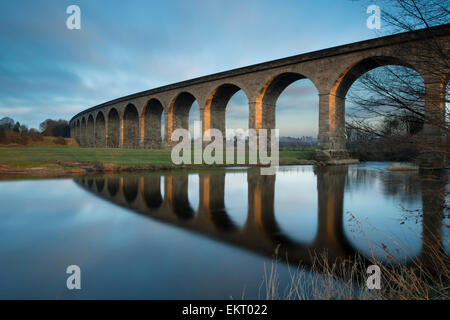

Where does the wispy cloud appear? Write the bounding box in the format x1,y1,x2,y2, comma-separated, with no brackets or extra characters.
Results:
0,107,32,115
0,0,375,134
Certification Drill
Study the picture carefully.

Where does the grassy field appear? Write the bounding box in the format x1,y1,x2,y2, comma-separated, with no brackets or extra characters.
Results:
0,145,315,168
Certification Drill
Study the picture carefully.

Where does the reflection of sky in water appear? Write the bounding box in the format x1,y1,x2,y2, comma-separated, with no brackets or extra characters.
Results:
0,163,447,299
160,176,165,198
188,174,199,213
224,172,248,227
274,168,318,245
0,179,282,299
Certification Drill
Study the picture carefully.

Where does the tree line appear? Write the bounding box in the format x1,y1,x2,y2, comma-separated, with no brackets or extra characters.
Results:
0,117,70,145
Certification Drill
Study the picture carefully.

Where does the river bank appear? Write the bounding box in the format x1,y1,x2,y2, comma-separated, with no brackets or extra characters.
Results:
0,146,320,179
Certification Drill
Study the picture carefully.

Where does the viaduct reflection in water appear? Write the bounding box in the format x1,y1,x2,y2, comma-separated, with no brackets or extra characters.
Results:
74,166,447,267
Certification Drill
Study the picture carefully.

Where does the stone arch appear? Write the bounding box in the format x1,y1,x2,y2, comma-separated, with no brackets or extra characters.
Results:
107,176,120,197
95,178,105,192
331,56,418,98
141,98,164,149
95,112,106,147
323,56,423,158
76,119,80,144
255,72,319,132
70,121,74,139
246,171,296,246
204,83,250,140
167,92,198,145
86,114,95,147
122,104,140,149
123,176,139,203
80,117,87,146
200,173,238,232
164,175,196,220
107,108,120,148
141,176,163,209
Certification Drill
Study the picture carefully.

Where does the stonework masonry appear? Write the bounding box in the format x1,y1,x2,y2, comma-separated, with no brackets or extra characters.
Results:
70,24,450,168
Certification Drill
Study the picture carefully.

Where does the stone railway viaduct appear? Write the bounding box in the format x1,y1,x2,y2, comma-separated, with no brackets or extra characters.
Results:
75,167,354,266
75,166,446,267
70,25,449,168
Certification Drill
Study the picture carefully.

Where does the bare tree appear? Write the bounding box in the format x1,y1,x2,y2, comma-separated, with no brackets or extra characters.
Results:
348,1,450,283
347,0,449,165
39,119,70,137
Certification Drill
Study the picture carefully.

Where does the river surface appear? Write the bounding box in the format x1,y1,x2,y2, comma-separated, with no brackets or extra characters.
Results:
0,162,448,299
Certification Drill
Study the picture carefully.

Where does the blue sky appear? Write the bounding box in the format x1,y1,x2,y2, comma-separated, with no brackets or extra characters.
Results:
0,0,379,137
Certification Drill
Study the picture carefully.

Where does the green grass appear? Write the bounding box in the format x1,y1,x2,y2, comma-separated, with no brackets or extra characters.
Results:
278,149,315,163
0,146,316,168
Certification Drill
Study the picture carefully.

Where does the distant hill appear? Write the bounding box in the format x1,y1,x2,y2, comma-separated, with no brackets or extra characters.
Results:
199,135,318,149
279,136,317,149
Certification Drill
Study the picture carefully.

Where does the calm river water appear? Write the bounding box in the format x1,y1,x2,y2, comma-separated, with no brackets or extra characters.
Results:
0,162,448,299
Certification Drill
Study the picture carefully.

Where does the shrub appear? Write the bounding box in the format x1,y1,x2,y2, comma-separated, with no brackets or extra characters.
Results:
30,132,44,142
53,136,67,145
0,130,29,145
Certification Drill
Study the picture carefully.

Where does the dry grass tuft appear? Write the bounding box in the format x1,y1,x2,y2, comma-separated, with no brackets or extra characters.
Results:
259,213,449,300
387,163,419,171
260,248,449,300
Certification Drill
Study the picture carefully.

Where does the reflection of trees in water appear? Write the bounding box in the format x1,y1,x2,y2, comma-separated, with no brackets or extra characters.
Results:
345,168,378,190
345,167,421,205
420,171,448,270
379,172,421,204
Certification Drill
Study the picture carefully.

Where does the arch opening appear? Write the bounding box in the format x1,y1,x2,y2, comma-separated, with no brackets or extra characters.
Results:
76,119,80,144
142,99,164,149
168,92,199,145
123,176,139,203
95,178,105,192
86,115,94,147
80,117,87,147
342,57,426,161
95,112,106,148
323,56,424,157
201,173,238,232
142,176,163,209
333,57,415,98
165,175,196,220
107,176,119,197
205,84,249,148
122,104,140,149
258,72,319,150
107,108,120,148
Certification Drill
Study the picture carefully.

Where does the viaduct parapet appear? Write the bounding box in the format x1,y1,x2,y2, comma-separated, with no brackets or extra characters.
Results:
70,25,450,168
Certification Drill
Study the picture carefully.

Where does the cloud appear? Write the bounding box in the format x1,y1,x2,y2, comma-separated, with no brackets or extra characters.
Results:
0,107,32,115
0,0,374,135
